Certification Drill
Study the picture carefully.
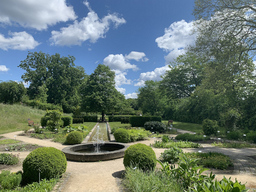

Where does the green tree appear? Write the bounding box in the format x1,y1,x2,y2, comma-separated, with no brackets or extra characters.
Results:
81,64,122,121
0,81,26,104
161,52,205,100
18,52,86,113
137,80,166,116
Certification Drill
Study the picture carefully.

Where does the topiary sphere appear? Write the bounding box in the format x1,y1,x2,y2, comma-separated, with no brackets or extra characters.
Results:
123,143,156,171
22,147,67,184
114,128,130,143
65,131,83,144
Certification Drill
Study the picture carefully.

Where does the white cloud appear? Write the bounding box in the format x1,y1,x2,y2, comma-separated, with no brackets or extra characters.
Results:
125,51,148,62
0,31,39,50
0,65,9,72
125,92,138,99
103,54,138,71
0,0,76,30
50,1,126,46
114,70,132,87
135,65,171,87
155,20,196,63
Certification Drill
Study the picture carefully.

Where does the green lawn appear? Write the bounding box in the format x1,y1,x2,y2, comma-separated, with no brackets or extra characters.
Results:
163,121,203,133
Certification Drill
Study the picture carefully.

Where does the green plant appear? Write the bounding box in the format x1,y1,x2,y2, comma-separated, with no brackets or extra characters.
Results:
22,147,67,184
159,147,183,164
246,131,256,143
123,143,156,171
185,152,233,170
202,119,219,136
144,121,167,133
44,110,63,132
130,116,161,127
226,131,242,140
176,133,210,142
0,153,19,165
33,123,43,134
122,167,182,192
189,176,248,192
65,131,83,144
153,140,201,148
62,125,88,134
114,128,130,143
128,128,150,142
0,170,22,190
0,139,20,145
161,135,170,143
61,116,73,127
212,142,256,148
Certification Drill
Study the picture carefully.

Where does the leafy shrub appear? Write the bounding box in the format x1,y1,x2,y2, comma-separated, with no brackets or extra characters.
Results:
114,128,130,143
0,170,22,190
130,116,161,127
61,116,73,127
109,115,132,122
65,131,83,144
128,128,150,142
22,147,67,184
123,143,156,171
144,121,167,133
161,135,170,143
175,133,210,142
246,131,256,143
0,153,19,165
44,110,63,132
202,119,219,136
62,125,88,134
40,116,49,127
73,118,84,124
226,131,242,140
23,99,63,111
185,152,233,170
159,147,183,164
191,176,247,192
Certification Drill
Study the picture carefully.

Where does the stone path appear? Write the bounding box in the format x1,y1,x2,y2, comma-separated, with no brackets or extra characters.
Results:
1,130,256,191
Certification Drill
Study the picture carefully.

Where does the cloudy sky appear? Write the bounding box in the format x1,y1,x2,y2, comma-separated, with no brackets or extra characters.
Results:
0,0,196,98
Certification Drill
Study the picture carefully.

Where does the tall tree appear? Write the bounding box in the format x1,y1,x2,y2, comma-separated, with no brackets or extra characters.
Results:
161,52,205,100
193,0,256,57
81,64,122,121
18,51,86,112
137,80,166,116
0,81,26,104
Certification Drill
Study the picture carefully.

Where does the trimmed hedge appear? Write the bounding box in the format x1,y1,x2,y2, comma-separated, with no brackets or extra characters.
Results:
73,115,98,122
123,143,156,171
202,119,219,136
121,117,130,124
73,118,84,124
65,131,83,144
129,116,162,127
114,128,130,143
22,147,67,184
61,116,73,127
108,115,132,122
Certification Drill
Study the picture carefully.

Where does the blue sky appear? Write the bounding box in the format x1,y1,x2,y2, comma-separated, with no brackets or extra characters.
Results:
0,0,196,98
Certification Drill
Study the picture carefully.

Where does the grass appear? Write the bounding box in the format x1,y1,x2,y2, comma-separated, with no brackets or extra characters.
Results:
0,139,21,145
212,142,256,148
172,121,203,133
108,122,131,130
0,103,46,134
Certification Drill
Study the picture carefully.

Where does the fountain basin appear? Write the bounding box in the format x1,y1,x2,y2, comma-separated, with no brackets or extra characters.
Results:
62,142,128,162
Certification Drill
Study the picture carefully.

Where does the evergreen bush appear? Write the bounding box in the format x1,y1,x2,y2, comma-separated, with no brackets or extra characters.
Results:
159,147,183,164
22,147,67,184
114,128,130,143
202,119,219,136
65,131,83,144
0,170,22,190
144,121,167,133
61,116,73,127
123,143,156,171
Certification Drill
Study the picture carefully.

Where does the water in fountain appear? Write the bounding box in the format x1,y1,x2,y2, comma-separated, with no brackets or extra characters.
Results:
92,125,105,153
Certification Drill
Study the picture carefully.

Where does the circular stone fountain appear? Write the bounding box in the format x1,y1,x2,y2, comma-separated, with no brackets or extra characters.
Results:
62,142,128,162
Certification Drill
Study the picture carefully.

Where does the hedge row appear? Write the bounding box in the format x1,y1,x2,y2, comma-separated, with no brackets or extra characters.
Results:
108,115,132,122
72,115,98,122
23,100,63,111
41,116,72,127
130,116,162,127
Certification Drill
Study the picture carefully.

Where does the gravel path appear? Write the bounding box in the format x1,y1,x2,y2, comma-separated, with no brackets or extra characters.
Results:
1,131,256,191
